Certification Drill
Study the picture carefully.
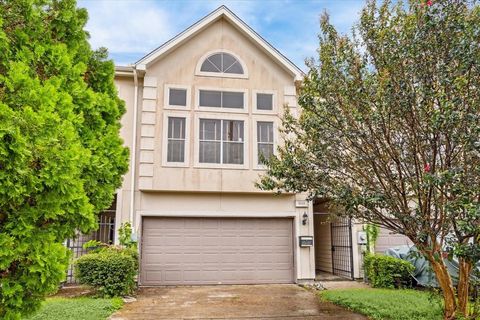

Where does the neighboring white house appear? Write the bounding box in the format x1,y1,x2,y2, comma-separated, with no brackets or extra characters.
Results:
105,6,407,286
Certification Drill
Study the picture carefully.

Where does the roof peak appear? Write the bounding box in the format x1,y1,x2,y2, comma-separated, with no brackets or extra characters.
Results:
134,5,303,80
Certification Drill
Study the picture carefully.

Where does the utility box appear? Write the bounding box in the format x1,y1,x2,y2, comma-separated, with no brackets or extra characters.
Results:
357,231,367,245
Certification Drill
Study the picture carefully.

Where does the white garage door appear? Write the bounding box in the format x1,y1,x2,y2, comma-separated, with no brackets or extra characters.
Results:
140,217,294,285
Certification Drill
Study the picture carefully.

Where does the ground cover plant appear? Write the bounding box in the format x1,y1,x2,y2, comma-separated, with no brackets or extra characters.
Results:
24,297,123,320
320,288,443,320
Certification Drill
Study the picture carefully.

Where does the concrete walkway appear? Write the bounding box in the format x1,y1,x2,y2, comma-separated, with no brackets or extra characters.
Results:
110,284,366,320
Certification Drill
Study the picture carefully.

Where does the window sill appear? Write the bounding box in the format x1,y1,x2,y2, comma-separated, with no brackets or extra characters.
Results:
164,105,191,111
195,72,248,80
162,162,190,168
196,106,248,114
193,163,249,170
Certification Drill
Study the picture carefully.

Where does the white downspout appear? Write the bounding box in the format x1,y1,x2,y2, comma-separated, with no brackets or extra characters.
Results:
129,68,139,226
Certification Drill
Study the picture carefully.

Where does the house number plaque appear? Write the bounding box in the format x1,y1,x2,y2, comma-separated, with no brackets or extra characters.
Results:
299,236,313,247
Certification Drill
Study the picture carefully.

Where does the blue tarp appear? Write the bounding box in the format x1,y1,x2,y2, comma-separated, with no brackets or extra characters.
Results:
384,245,479,287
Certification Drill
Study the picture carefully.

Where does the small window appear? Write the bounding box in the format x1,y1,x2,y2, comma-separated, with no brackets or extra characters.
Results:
167,117,186,162
257,122,274,164
199,119,244,164
199,90,244,109
257,93,273,110
169,88,187,106
200,52,244,75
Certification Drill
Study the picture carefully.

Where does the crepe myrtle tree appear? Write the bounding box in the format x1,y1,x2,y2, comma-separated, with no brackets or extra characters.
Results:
0,0,128,319
258,0,480,318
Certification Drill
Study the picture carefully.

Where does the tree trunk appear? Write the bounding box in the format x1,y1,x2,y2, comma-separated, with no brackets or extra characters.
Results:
457,257,472,317
426,253,457,320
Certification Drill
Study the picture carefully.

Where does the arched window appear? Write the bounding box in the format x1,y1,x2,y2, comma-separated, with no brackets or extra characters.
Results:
200,52,244,75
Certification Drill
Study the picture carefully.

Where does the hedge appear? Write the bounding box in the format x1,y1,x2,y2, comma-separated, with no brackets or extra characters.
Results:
74,248,137,297
364,254,415,288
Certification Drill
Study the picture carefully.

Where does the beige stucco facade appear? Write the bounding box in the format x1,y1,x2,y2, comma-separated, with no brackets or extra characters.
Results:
112,7,318,284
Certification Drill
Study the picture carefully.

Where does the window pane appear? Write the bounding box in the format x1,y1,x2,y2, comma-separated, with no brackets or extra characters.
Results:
222,91,244,108
208,54,222,71
258,143,274,164
224,62,244,74
223,142,244,164
200,119,221,140
222,53,236,71
257,93,273,110
168,117,185,139
199,90,222,107
257,122,273,143
223,120,244,142
167,140,185,162
200,59,219,72
169,89,187,106
199,141,221,163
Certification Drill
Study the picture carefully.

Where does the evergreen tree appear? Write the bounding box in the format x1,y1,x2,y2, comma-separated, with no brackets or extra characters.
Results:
0,1,129,318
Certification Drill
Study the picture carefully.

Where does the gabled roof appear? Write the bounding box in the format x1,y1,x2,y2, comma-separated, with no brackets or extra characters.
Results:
134,5,304,81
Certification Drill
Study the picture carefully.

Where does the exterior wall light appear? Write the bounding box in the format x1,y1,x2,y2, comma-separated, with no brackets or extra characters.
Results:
302,212,308,225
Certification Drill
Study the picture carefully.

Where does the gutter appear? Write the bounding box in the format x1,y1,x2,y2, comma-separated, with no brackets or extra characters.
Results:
129,67,139,226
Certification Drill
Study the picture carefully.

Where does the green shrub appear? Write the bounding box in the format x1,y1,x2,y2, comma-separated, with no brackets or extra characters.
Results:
74,249,137,297
364,254,415,288
118,222,137,249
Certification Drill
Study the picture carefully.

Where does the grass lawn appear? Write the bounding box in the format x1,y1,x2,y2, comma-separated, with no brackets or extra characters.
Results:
320,288,443,320
24,297,123,320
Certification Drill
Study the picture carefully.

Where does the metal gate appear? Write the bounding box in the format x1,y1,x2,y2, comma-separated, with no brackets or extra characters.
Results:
330,217,354,279
65,210,115,283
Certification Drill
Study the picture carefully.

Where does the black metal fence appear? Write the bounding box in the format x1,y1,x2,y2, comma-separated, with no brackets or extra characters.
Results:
65,210,115,284
331,217,354,279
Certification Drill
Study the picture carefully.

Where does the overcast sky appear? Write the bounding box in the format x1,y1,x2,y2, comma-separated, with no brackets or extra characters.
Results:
77,0,366,70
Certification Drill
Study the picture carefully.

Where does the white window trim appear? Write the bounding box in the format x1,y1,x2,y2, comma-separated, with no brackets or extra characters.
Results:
253,116,280,170
195,86,249,114
164,84,191,110
194,113,249,170
162,111,191,168
195,49,249,79
252,89,277,114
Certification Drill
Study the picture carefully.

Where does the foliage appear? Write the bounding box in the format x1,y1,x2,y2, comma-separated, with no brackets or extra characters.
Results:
83,240,106,250
75,248,137,297
320,288,443,320
365,224,380,253
25,297,123,320
258,0,480,318
364,254,415,288
118,222,137,249
0,1,129,318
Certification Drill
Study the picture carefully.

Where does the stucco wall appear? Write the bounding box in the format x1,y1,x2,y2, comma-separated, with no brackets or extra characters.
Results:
137,17,297,193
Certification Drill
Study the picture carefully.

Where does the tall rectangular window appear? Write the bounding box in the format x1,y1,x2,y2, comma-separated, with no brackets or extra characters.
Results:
199,90,244,109
199,119,244,164
199,119,221,163
223,120,244,164
257,121,273,164
167,117,186,162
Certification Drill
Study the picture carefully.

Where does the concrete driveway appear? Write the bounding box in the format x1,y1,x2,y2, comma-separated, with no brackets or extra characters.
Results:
110,284,366,320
